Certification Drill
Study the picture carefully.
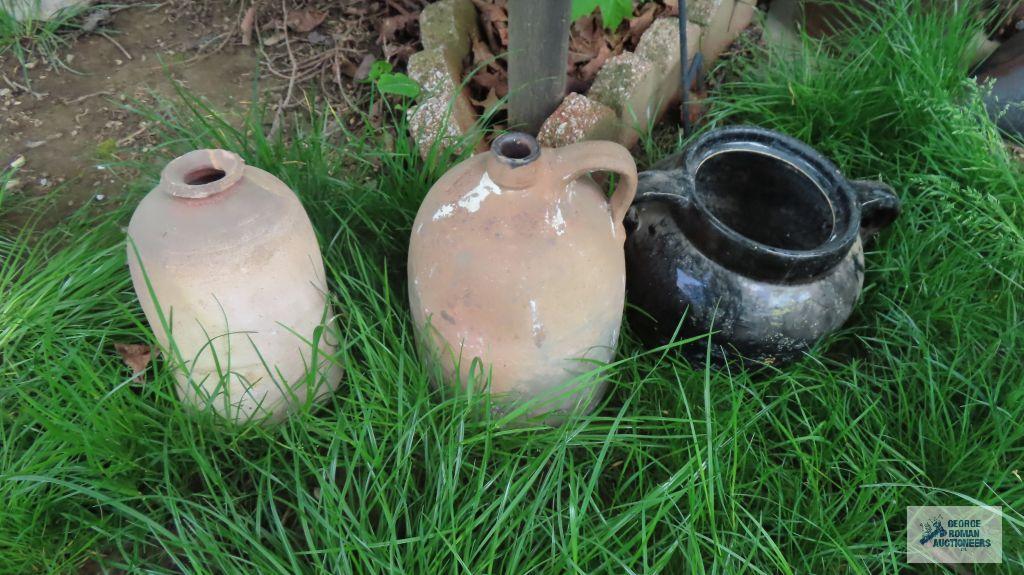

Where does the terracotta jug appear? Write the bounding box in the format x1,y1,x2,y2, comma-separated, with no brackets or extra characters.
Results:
127,149,342,422
407,133,637,422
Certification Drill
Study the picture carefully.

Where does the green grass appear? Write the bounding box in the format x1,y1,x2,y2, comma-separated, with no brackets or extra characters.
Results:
0,0,95,85
2,0,1023,572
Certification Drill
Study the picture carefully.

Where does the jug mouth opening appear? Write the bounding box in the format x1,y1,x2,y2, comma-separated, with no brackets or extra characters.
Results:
491,132,540,168
161,149,245,199
682,126,860,281
185,168,227,186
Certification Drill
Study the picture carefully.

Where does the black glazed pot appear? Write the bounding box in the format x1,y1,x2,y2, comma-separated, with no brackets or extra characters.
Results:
975,33,1024,138
624,126,901,366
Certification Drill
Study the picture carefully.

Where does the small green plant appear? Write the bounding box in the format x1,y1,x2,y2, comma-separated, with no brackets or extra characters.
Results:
571,0,633,30
366,60,421,99
0,0,91,83
95,138,118,160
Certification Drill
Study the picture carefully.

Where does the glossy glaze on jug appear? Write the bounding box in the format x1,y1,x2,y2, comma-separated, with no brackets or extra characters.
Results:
625,127,900,366
408,133,637,421
128,149,341,422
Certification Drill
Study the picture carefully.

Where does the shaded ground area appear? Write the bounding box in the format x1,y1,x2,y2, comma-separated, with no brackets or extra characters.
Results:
0,0,398,229
3,0,1022,232
0,2,260,226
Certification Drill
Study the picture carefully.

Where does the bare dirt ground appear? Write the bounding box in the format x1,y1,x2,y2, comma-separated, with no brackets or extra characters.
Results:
0,0,398,229
1,2,261,227
8,0,1012,232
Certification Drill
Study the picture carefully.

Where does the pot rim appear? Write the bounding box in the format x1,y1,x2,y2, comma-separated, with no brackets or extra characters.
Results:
160,149,246,199
675,126,861,280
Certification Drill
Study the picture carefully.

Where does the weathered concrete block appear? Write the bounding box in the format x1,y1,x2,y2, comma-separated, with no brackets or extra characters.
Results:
537,93,619,148
698,0,738,64
636,17,701,121
408,92,477,158
729,0,757,36
6,0,88,21
407,46,463,98
688,0,729,26
420,0,477,66
701,0,757,64
763,0,800,50
588,52,659,147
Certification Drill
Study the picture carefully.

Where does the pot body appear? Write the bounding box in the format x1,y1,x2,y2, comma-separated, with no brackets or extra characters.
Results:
408,133,637,422
128,149,341,422
975,33,1024,138
625,127,900,366
627,172,865,365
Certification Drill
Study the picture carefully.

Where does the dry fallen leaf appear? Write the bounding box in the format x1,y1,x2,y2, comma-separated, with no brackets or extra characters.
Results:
579,42,612,83
471,87,502,113
568,50,591,65
286,9,327,33
345,3,369,16
380,12,418,41
472,0,508,24
473,0,508,53
629,3,658,44
472,37,497,68
307,30,332,46
570,14,612,84
574,14,599,47
386,0,420,14
354,54,376,81
240,6,256,46
469,31,508,98
686,89,708,125
387,44,418,63
114,342,157,383
471,69,508,97
333,55,358,79
262,31,286,46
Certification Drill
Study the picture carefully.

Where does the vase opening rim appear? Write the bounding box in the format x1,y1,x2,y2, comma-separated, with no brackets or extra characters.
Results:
161,149,246,199
491,132,540,168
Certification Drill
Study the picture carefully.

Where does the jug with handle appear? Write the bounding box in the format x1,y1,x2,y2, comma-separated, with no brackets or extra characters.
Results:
408,133,637,422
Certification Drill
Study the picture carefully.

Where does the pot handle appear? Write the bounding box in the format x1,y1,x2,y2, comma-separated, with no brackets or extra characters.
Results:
551,141,638,227
850,180,901,241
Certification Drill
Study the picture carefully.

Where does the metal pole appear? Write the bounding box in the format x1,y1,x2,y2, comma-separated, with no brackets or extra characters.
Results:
508,0,572,135
680,0,690,137
679,0,703,140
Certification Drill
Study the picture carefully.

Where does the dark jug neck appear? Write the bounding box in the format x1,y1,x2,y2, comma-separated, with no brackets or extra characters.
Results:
638,127,863,283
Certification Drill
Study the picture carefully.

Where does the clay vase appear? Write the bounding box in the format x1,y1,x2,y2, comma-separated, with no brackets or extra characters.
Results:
127,149,342,422
408,133,638,422
624,126,901,367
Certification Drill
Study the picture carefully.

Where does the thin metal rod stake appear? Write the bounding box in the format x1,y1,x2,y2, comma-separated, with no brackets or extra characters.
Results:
679,0,703,140
680,1,690,137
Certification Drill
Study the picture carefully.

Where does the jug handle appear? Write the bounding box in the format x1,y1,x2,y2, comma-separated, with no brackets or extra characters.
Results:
850,180,901,242
551,141,639,227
